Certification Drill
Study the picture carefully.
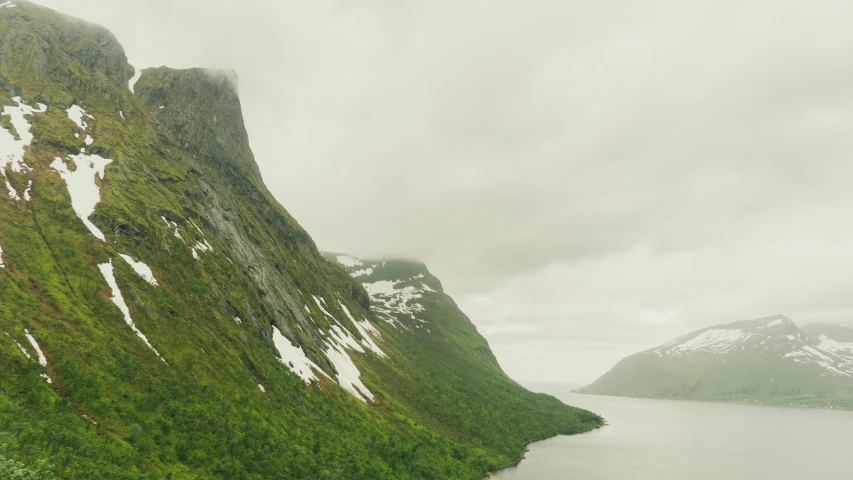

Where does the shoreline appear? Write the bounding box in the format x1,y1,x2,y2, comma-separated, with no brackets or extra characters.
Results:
483,423,605,479
574,391,853,412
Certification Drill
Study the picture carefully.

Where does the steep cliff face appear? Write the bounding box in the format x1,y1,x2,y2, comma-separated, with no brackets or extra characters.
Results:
135,67,263,184
0,2,600,478
133,65,369,374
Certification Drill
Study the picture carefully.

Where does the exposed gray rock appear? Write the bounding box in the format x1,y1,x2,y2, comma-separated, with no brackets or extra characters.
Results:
135,67,263,185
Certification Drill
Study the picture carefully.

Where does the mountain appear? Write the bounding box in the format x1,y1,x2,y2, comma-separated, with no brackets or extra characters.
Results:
0,2,600,478
326,255,602,454
578,314,853,409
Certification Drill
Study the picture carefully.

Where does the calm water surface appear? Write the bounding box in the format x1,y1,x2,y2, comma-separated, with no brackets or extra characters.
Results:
493,386,853,479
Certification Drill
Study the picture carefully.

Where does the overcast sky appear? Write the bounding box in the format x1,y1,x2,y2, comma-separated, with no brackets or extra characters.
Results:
36,0,853,384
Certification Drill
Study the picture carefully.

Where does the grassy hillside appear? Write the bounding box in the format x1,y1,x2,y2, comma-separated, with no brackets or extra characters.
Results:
327,256,602,462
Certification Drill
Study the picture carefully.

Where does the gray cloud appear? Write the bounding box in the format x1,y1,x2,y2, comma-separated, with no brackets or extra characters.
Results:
33,0,853,383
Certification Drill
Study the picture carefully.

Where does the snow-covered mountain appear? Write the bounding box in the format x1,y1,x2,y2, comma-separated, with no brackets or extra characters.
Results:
579,315,853,409
651,315,853,377
331,254,442,331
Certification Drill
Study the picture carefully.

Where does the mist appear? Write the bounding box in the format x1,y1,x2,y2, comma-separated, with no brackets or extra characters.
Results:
34,0,853,383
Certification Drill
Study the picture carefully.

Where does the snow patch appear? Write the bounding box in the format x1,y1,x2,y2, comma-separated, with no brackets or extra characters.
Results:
329,324,364,353
351,267,373,277
315,306,382,401
801,345,851,377
313,295,336,319
119,110,126,121
818,335,853,355
363,280,399,297
188,220,213,259
50,155,112,241
324,336,374,403
234,317,242,325
65,105,93,130
161,216,210,260
783,338,853,377
336,255,363,268
362,279,427,324
24,329,47,367
191,240,212,259
129,66,142,93
339,301,386,358
98,260,163,359
0,243,4,268
278,297,380,401
257,384,265,392
1,98,46,201
3,177,17,200
271,325,324,384
1,97,46,169
161,217,184,241
119,254,158,286
660,328,753,356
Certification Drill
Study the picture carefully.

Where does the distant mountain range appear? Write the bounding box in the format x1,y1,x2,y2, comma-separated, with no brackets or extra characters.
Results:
578,315,853,409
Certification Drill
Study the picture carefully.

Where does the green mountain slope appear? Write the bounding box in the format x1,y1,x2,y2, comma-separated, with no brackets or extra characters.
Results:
578,315,853,409
0,2,600,478
326,255,602,462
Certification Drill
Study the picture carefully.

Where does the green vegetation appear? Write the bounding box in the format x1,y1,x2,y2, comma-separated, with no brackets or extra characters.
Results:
579,316,853,410
328,257,602,463
0,3,601,479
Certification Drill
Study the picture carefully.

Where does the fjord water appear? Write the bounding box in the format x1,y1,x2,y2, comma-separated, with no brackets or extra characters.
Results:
493,386,853,480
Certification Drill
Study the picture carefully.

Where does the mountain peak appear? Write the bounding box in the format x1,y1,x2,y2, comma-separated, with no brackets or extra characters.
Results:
0,1,134,101
730,314,797,332
326,253,446,330
134,66,263,184
650,314,802,358
756,314,794,325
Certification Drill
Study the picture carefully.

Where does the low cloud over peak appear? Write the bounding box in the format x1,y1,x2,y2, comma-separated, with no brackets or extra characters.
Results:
36,0,853,382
